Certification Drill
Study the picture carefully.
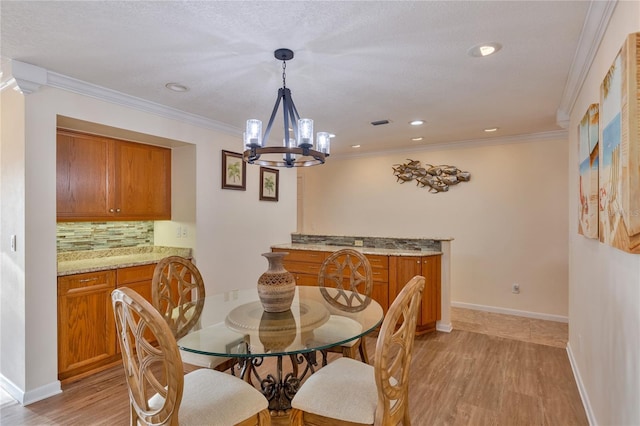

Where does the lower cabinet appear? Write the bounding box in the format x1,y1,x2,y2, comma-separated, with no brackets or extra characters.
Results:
57,270,117,381
389,255,442,334
273,248,440,322
57,263,157,381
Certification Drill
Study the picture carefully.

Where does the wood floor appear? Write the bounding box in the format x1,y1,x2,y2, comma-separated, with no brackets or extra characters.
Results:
1,310,587,425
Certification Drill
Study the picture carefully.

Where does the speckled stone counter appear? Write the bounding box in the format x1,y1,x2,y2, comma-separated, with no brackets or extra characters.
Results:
57,246,192,276
271,243,442,257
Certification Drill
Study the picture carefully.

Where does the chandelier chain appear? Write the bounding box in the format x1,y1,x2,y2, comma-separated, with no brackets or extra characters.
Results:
282,60,287,88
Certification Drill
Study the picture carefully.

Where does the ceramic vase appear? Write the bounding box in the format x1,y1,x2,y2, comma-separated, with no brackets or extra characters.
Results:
257,252,296,312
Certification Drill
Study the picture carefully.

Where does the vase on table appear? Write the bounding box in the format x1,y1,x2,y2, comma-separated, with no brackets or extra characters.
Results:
257,252,296,312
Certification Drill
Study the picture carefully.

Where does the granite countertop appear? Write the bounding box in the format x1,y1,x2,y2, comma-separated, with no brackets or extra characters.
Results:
57,246,192,276
271,243,442,257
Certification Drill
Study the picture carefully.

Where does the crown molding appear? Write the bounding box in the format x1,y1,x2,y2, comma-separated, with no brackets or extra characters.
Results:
556,0,618,128
335,129,568,161
9,60,241,135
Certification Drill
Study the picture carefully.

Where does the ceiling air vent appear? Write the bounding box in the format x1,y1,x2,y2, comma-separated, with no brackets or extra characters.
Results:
371,120,390,126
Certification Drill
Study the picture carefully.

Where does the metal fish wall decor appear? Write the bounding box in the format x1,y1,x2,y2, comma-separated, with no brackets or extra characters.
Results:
392,159,471,193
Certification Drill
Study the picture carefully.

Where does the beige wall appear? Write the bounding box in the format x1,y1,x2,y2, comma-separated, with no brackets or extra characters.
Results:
300,135,569,318
567,2,640,425
0,84,297,403
1,78,28,393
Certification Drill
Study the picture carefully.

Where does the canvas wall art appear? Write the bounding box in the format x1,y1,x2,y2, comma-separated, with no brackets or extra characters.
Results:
599,32,640,254
578,103,599,239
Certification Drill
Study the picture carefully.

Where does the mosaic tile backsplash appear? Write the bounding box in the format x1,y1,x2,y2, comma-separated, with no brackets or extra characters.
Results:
291,233,442,251
57,221,154,252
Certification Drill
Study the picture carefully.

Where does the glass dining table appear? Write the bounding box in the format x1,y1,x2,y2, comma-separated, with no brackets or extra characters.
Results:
177,286,384,413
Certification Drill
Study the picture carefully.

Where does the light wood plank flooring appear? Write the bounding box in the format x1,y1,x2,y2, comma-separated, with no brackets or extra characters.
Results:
1,309,586,425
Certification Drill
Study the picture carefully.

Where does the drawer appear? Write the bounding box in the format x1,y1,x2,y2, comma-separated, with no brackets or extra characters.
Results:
283,260,323,276
365,254,389,269
117,264,156,285
293,274,319,287
275,249,326,264
371,269,389,283
58,270,115,294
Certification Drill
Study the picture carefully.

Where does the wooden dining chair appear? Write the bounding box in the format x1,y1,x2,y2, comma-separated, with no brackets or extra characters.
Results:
111,287,271,426
317,248,373,363
152,256,234,372
290,275,426,426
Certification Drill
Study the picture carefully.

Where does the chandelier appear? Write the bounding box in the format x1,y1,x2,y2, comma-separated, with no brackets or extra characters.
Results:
243,48,331,168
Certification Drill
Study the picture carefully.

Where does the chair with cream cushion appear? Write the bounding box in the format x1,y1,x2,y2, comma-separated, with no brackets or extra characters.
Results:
316,248,373,363
152,256,234,372
111,287,271,426
290,275,426,426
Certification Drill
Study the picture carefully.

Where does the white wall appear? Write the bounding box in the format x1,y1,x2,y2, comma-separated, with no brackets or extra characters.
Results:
568,2,640,425
1,80,28,395
0,83,297,403
300,135,569,318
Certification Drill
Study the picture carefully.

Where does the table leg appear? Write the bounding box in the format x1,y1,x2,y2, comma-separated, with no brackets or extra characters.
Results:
232,350,326,414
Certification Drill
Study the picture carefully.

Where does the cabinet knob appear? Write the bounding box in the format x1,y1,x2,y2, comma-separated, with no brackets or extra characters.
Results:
116,208,121,213
417,260,420,264
109,208,114,213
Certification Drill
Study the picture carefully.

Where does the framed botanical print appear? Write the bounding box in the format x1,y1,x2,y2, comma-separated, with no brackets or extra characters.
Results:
259,167,279,201
221,150,246,190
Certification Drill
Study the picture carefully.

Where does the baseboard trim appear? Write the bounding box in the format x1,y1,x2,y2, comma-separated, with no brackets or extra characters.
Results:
451,301,568,323
0,374,62,406
436,321,453,333
567,342,596,425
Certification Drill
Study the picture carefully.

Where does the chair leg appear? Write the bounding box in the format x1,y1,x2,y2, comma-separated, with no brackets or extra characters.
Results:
359,338,370,364
290,408,304,426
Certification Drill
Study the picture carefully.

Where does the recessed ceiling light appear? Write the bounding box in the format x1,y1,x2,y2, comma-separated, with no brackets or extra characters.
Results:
468,42,502,58
409,120,425,126
411,137,424,141
351,144,361,148
484,127,499,132
329,133,336,138
165,82,190,92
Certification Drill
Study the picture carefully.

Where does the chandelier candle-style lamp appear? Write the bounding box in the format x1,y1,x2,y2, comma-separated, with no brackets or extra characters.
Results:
243,48,331,168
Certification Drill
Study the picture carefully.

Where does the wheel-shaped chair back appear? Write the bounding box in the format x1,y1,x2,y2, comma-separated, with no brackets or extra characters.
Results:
318,248,373,313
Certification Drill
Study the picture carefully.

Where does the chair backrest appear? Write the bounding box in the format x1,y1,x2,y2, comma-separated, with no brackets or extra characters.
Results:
152,256,205,339
111,287,184,425
318,248,373,312
374,275,425,426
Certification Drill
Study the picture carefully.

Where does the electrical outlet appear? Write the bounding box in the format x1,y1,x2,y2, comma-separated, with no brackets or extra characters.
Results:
10,235,17,252
175,226,182,238
354,240,364,247
512,283,520,294
181,226,188,238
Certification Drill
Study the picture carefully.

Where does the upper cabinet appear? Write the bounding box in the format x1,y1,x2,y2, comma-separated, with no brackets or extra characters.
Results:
57,129,171,221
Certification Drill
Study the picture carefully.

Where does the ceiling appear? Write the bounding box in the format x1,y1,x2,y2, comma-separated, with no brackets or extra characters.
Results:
1,1,594,156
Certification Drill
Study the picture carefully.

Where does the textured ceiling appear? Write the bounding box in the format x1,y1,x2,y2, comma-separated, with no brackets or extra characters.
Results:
1,1,590,156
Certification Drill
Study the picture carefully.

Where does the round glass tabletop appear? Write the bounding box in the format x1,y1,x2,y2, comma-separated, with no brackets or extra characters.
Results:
177,286,383,358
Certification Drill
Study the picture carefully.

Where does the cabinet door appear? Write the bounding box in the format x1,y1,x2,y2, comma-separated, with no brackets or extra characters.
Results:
114,141,171,220
389,256,424,324
58,271,117,380
421,256,442,325
56,130,113,220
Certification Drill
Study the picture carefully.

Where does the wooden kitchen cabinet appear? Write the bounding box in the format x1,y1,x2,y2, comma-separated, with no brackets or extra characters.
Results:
56,129,171,221
273,248,391,312
57,270,118,381
275,248,327,287
58,263,158,381
389,255,442,334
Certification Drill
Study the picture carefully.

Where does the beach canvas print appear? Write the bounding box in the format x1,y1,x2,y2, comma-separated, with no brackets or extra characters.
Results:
578,104,599,239
599,32,640,254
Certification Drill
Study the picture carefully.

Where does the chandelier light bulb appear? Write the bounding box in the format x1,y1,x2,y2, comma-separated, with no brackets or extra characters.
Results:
245,119,263,147
297,118,314,147
317,132,331,155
